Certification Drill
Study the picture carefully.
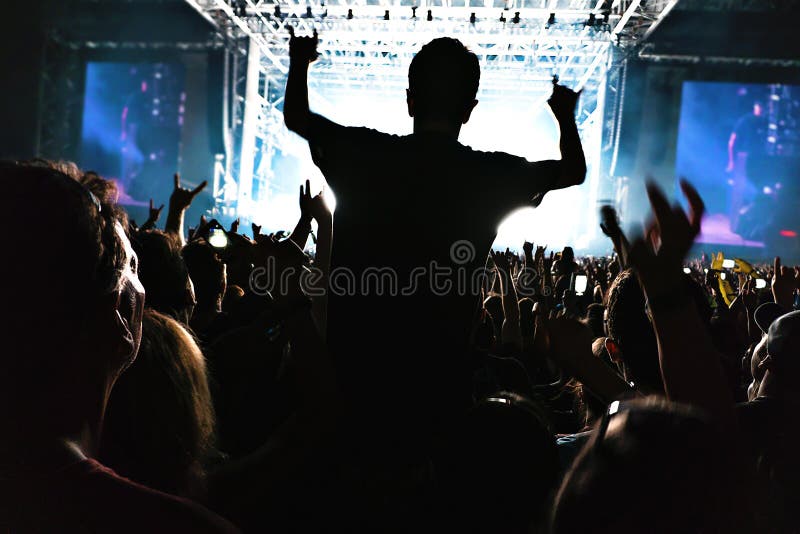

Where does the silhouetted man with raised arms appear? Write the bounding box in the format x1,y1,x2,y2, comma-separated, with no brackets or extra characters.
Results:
284,32,586,438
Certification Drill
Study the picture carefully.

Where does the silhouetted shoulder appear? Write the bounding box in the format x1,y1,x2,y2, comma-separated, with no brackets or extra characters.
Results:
461,146,561,209
306,113,397,184
5,459,240,533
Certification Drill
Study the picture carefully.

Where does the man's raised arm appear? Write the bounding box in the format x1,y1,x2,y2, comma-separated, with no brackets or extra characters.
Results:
547,84,587,190
283,28,318,138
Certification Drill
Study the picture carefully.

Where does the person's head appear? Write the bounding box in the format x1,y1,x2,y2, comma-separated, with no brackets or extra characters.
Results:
407,38,480,127
759,310,800,396
748,335,769,401
604,269,661,392
518,297,536,338
552,397,753,533
584,303,606,339
0,162,144,430
131,229,195,323
483,295,504,342
99,308,215,497
438,392,558,533
183,238,226,312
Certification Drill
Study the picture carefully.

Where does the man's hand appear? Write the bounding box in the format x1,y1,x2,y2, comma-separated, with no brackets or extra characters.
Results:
252,222,263,240
547,84,581,121
308,191,332,226
288,27,319,64
141,198,164,230
169,173,207,212
299,179,315,223
599,205,621,238
491,249,512,273
628,179,705,298
772,256,797,309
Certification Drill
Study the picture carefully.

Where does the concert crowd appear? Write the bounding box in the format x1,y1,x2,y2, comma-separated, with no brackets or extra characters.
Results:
3,36,800,533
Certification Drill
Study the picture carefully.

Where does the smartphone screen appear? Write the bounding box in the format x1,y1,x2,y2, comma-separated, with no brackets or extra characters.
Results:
755,278,767,289
574,274,588,295
209,228,228,249
722,259,735,269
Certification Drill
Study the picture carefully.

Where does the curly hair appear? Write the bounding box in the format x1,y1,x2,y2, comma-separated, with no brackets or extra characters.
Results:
1,161,129,380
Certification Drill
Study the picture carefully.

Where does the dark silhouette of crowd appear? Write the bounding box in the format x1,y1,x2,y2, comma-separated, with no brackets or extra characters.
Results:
2,35,800,533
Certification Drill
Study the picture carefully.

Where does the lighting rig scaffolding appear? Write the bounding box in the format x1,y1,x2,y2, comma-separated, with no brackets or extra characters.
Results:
186,0,681,222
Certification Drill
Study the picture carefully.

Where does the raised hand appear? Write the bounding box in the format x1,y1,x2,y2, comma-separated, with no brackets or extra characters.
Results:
547,83,581,120
491,249,511,273
169,173,207,212
771,256,797,309
229,218,240,234
523,241,534,255
308,191,332,225
288,26,319,64
141,198,164,230
628,179,705,299
299,179,313,222
251,222,263,240
599,205,621,238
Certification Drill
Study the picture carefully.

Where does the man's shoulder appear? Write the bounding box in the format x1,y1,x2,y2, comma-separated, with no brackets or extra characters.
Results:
458,143,526,162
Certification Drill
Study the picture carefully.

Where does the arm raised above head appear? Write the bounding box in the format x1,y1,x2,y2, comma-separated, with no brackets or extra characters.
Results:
547,84,587,190
284,28,318,138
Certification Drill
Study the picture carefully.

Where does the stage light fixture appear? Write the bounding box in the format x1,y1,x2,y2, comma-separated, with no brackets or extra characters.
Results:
411,6,417,18
274,5,281,18
470,12,476,24
347,8,353,19
512,12,520,23
587,13,596,26
305,6,313,18
547,12,556,26
499,12,506,23
384,9,389,20
427,9,432,21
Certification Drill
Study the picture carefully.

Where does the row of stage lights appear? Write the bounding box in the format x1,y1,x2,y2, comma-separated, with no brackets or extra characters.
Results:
230,1,610,28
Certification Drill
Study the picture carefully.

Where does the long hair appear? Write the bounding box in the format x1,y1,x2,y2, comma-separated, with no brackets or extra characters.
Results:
99,308,216,498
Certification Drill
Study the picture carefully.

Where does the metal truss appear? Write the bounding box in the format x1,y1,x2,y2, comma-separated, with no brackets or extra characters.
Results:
36,32,85,162
675,0,800,11
637,43,800,67
186,0,681,222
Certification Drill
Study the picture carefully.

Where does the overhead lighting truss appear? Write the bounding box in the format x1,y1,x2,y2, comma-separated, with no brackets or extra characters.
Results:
185,0,681,218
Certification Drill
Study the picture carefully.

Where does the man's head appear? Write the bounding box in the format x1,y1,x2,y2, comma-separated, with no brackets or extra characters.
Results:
183,238,226,312
760,310,800,392
0,162,144,409
604,269,661,392
439,392,558,532
552,397,753,533
407,38,480,126
131,229,195,323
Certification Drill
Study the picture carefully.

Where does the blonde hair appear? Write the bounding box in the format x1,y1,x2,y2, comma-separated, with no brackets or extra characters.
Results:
100,308,216,497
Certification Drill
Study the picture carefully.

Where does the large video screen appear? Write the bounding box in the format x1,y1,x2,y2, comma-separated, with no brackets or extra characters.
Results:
676,81,800,256
80,62,186,207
